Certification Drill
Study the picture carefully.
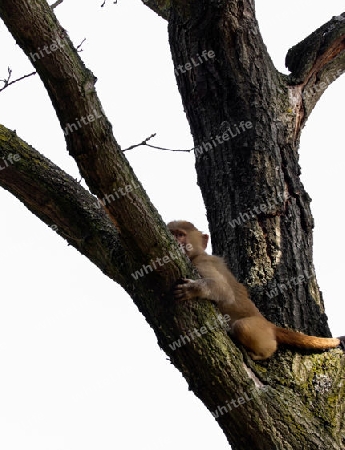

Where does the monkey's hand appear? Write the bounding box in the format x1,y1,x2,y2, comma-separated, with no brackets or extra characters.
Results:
174,278,205,301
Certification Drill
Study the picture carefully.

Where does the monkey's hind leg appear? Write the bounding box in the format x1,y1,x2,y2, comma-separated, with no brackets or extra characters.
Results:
231,316,277,361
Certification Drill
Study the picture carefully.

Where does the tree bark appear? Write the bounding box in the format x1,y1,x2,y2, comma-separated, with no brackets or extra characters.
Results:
167,3,345,338
0,1,344,449
156,1,345,448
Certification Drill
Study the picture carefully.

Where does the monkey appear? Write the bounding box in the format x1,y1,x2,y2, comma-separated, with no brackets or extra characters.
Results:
167,220,344,360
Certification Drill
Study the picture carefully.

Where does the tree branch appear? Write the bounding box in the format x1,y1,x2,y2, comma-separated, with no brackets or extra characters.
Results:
0,0,203,370
286,13,345,123
0,128,283,449
0,0,174,278
0,67,36,92
0,124,132,288
122,133,192,152
50,0,64,9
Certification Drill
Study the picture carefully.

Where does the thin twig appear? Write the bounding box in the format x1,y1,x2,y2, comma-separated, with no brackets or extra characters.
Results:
145,144,191,152
76,38,86,52
122,133,156,151
122,133,192,153
0,69,36,93
51,0,64,9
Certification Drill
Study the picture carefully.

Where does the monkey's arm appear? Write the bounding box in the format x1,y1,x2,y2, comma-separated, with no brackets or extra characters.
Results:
173,262,235,306
174,278,216,301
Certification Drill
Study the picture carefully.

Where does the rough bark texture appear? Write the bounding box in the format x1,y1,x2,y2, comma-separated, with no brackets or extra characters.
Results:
0,1,344,449
168,4,345,338
165,2,345,448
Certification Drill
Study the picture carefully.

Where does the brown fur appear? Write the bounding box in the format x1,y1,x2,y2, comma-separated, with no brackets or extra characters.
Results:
168,220,341,360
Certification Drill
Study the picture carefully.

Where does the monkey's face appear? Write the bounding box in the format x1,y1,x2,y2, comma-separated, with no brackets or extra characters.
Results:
167,221,209,259
168,227,206,259
171,229,187,247
170,229,190,255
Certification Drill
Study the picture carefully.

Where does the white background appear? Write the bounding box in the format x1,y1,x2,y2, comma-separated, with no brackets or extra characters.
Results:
0,1,344,449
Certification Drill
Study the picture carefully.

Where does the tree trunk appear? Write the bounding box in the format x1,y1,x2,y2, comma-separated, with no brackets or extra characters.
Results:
0,1,344,449
168,2,343,337
163,1,345,448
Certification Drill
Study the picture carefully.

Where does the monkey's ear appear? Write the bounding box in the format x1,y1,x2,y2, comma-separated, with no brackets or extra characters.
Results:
201,233,209,250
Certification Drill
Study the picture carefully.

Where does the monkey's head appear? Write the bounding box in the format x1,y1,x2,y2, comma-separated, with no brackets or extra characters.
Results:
167,220,209,259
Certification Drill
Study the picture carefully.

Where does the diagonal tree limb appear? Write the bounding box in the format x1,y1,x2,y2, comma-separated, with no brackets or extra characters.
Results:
0,124,131,289
286,13,345,83
0,0,172,273
0,128,282,450
285,13,345,126
0,3,225,424
0,0,201,354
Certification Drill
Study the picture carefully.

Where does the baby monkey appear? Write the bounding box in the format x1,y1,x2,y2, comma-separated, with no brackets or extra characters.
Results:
168,220,343,360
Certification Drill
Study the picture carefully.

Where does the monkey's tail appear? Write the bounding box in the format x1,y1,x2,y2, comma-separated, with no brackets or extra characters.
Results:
275,327,340,349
